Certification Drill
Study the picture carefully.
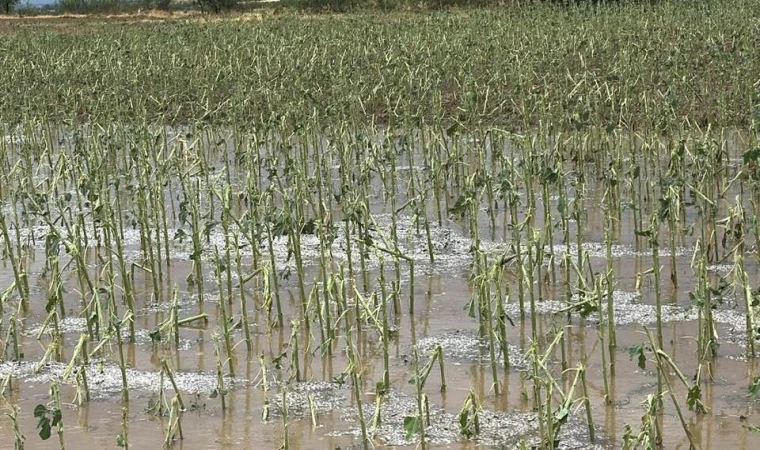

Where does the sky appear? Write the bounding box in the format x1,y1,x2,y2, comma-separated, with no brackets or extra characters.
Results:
22,0,57,6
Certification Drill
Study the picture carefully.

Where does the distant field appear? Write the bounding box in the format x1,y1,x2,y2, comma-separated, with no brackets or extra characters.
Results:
0,0,757,130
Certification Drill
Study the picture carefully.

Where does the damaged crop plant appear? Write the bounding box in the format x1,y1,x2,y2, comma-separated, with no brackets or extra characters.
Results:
0,0,760,448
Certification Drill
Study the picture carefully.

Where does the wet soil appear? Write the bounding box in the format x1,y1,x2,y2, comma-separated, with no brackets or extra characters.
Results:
1,128,760,449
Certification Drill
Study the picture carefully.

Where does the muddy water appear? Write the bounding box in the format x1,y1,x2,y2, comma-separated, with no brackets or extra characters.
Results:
2,127,760,449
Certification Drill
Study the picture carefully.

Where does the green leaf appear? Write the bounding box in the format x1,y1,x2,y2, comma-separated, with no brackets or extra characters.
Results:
271,351,287,370
37,417,51,440
689,292,704,308
332,373,348,387
571,299,598,318
448,195,470,219
33,404,46,418
687,385,707,413
51,409,62,428
189,249,202,262
45,233,61,258
178,200,189,226
458,408,469,432
202,220,218,239
658,197,671,221
743,147,760,164
541,167,559,184
446,122,460,137
301,218,316,235
116,433,127,448
605,121,616,134
554,406,569,424
403,415,420,441
749,376,760,398
148,329,162,343
629,343,647,370
173,228,187,243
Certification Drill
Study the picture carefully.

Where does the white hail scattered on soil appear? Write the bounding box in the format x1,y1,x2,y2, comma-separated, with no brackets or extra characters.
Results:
416,330,527,368
549,242,688,259
7,214,689,280
0,360,240,399
267,381,349,417
707,264,733,275
23,317,197,350
496,290,752,351
332,389,607,448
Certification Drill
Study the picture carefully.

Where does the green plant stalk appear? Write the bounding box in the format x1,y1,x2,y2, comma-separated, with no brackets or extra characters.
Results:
170,286,181,350
356,216,371,296
651,216,664,409
163,396,183,447
350,342,369,450
213,335,227,410
6,404,25,450
579,364,595,442
281,389,289,450
308,393,318,429
457,390,481,438
34,336,60,374
0,214,28,303
305,282,327,356
5,311,20,360
222,194,235,312
379,258,391,390
414,345,446,393
481,255,500,396
286,208,309,325
542,168,556,284
545,380,554,450
265,219,283,327
51,381,65,450
233,234,253,353
371,381,384,431
62,334,90,404
737,253,756,357
314,160,333,352
644,328,698,449
337,261,369,450
494,266,510,370
104,206,136,343
574,172,585,279
595,276,611,405
527,229,538,343
160,360,185,411
604,208,616,369
155,363,167,418
214,247,236,377
289,320,301,382
412,349,427,450
510,196,526,318
531,339,545,448
179,171,205,307
259,355,270,422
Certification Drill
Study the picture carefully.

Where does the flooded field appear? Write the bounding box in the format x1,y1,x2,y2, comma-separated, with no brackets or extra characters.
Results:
1,123,760,450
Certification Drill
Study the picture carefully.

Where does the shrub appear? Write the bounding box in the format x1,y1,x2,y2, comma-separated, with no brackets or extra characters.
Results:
55,0,140,13
2,0,20,14
196,0,237,13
